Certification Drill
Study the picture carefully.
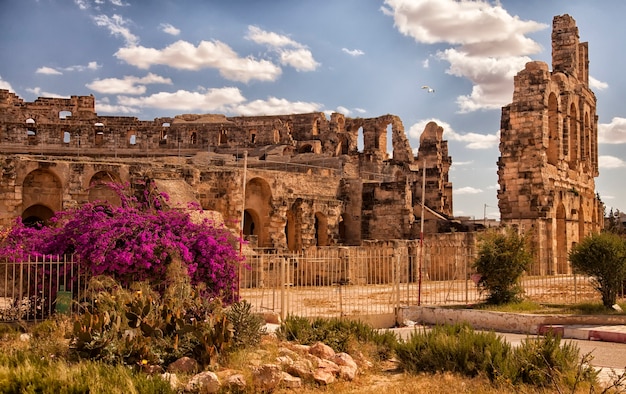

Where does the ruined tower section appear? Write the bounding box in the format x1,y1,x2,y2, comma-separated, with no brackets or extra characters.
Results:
497,14,602,275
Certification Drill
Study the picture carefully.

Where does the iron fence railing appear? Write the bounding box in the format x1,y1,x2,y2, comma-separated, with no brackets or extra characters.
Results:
0,255,87,322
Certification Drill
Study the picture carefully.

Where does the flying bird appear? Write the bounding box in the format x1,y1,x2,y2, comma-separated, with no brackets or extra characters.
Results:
421,85,435,93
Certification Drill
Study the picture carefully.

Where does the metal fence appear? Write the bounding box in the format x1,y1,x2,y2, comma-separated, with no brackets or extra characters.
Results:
0,255,87,322
239,246,603,321
0,248,607,324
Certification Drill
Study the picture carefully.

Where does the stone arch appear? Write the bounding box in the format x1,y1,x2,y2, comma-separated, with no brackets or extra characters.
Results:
219,130,228,145
190,131,197,145
298,144,313,154
285,198,304,251
243,209,260,243
578,200,585,242
547,92,559,166
22,204,55,227
22,168,63,218
568,102,578,169
245,177,272,248
59,111,72,119
88,171,122,206
126,130,137,146
314,212,328,246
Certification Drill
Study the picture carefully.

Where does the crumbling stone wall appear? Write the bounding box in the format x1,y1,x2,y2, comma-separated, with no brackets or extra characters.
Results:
498,14,603,274
0,88,455,250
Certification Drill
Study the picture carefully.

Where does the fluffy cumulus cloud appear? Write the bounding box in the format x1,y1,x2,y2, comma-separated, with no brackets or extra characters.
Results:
599,155,626,169
246,26,320,72
25,87,68,98
0,76,14,92
86,73,172,95
409,118,499,149
231,97,322,116
115,40,282,83
116,87,248,112
382,0,547,112
599,117,626,144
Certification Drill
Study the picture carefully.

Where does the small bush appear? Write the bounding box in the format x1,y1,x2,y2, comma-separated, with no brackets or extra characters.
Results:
226,300,265,350
569,232,626,308
395,323,511,379
510,334,597,388
395,323,597,390
473,227,533,305
277,316,397,360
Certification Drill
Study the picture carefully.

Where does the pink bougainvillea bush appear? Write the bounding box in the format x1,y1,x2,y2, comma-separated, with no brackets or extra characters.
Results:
0,184,242,303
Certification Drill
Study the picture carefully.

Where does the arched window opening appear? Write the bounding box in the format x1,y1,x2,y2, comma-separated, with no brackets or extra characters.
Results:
59,111,72,119
298,144,313,153
385,123,393,160
314,212,328,246
63,131,71,144
22,204,55,228
569,103,578,169
219,130,228,145
547,93,559,166
357,127,364,153
129,133,137,145
190,132,197,145
249,130,256,143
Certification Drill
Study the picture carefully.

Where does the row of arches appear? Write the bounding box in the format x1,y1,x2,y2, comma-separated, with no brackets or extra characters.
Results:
241,178,331,250
20,168,121,227
546,92,597,170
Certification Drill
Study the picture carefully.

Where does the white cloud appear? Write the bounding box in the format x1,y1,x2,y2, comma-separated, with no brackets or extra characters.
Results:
117,87,247,111
246,25,319,72
599,155,626,169
115,40,282,83
86,73,172,94
25,87,68,98
438,48,530,112
342,48,364,57
409,118,499,149
335,106,350,115
455,186,483,195
64,62,101,72
279,48,319,71
422,58,429,68
74,0,89,10
109,0,128,6
384,0,546,55
354,108,367,114
0,76,14,91
599,117,626,144
589,76,608,91
231,97,322,116
383,0,548,113
96,102,139,114
36,67,62,75
93,14,139,47
452,161,474,166
160,23,180,36
246,25,299,48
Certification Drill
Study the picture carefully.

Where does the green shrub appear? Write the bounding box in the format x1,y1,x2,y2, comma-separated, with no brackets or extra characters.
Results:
473,227,533,304
395,323,597,390
0,352,174,394
510,334,597,388
277,316,397,360
395,323,511,379
70,260,233,368
569,232,626,307
226,300,265,350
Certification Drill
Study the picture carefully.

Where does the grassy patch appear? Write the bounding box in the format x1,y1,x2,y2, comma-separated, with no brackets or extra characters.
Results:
466,300,626,315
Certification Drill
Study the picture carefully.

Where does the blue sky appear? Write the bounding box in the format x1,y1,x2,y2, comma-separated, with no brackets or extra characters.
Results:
1,0,625,220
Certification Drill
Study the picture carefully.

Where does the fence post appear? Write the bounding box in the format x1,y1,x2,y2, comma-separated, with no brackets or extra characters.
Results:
280,256,286,322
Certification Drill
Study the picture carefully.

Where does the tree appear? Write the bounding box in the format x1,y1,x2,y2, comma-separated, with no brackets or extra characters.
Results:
473,227,533,305
569,232,626,308
0,185,242,302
